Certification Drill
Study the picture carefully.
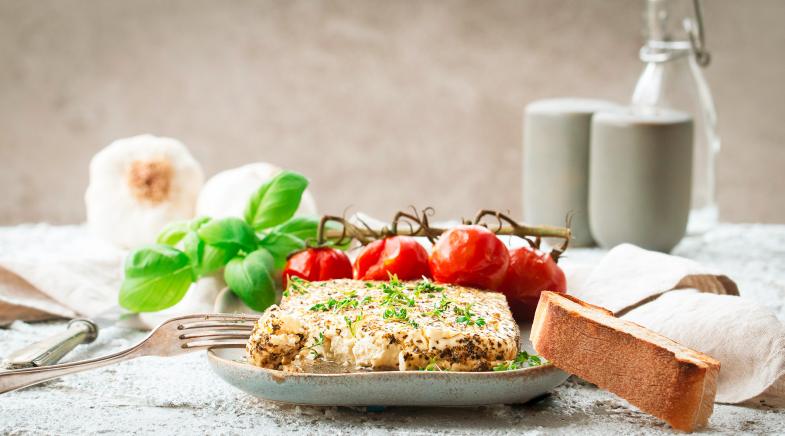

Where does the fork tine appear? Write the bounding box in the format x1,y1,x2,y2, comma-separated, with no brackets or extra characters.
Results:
202,314,259,321
181,340,248,349
172,313,259,323
179,332,251,340
178,322,255,330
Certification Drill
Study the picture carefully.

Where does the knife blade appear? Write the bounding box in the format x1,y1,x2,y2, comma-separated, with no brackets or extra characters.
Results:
2,306,142,369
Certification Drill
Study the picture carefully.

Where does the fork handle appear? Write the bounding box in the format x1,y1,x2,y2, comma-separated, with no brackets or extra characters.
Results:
0,344,144,394
4,319,98,369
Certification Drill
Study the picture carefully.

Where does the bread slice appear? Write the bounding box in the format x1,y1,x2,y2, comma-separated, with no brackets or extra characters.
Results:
530,291,720,432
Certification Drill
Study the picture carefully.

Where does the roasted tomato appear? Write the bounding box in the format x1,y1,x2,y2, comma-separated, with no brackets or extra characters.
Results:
353,236,430,280
498,247,567,321
428,225,510,290
283,247,353,287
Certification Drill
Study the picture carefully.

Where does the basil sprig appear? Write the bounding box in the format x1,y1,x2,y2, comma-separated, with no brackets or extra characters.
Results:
118,170,327,313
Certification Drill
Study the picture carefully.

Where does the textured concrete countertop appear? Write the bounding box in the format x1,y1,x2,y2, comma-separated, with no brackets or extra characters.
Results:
1,224,784,434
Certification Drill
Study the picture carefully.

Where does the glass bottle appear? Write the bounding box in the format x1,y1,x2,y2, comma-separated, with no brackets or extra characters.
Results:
632,0,719,234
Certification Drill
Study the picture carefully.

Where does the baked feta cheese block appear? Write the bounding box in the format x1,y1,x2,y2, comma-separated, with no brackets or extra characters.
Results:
246,278,520,372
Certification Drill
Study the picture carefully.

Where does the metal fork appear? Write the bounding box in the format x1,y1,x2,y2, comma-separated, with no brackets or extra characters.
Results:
0,313,257,395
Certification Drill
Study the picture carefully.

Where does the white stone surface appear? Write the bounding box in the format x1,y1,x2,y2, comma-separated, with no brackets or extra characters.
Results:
2,224,785,434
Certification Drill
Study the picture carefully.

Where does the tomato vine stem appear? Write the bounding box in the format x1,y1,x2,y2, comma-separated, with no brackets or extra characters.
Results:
316,208,572,262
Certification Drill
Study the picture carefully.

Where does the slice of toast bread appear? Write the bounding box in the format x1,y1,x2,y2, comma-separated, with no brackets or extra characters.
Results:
530,291,720,432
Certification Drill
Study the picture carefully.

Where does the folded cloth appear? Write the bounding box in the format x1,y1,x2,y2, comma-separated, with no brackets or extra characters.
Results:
562,244,785,407
0,224,125,322
0,224,230,328
623,290,785,407
568,243,739,315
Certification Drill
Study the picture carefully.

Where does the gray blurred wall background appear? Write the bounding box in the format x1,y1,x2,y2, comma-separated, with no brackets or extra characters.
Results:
1,0,783,225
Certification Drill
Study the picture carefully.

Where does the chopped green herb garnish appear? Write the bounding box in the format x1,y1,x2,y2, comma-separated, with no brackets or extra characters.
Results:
492,351,544,371
420,357,447,372
283,276,310,297
305,332,325,357
388,273,402,287
310,302,329,311
383,307,408,321
309,295,358,312
380,274,416,307
454,303,485,327
333,296,359,312
382,307,419,328
344,314,363,337
426,295,453,318
414,278,444,297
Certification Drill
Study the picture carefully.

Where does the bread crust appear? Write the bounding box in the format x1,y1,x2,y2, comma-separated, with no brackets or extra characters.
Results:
530,291,720,432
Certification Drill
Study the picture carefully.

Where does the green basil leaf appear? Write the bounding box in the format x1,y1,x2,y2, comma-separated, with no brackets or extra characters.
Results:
119,245,195,312
189,216,211,231
182,231,204,272
201,245,237,275
156,221,190,246
244,171,308,231
197,217,258,253
182,229,236,276
270,216,350,250
273,216,319,241
258,231,306,270
224,248,276,311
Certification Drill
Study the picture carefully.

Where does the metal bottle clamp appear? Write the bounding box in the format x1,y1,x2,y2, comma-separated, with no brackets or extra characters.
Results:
640,0,710,67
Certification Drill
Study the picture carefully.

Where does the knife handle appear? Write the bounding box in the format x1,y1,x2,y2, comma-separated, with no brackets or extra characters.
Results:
3,319,98,369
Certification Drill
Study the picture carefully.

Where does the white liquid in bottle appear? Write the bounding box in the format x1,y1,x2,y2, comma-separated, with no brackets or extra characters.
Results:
632,0,719,234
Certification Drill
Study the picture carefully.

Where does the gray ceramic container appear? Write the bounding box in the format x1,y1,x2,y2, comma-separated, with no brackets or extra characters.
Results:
523,98,620,246
589,109,693,253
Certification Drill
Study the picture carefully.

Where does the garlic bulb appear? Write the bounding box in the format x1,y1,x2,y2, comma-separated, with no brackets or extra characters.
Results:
196,162,318,219
85,134,204,248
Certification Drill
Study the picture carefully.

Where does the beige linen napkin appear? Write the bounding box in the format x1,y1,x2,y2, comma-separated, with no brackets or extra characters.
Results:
0,224,125,323
0,224,230,328
565,243,784,407
568,243,738,315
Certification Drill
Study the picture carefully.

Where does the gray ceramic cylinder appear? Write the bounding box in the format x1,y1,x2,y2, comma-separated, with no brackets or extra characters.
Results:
523,98,619,246
589,109,693,253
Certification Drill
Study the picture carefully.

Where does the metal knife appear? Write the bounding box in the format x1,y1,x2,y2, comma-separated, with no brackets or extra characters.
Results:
3,307,143,369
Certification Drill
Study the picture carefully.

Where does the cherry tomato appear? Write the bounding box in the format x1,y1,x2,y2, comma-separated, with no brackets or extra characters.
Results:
353,236,430,280
428,225,510,290
498,247,567,321
283,247,353,287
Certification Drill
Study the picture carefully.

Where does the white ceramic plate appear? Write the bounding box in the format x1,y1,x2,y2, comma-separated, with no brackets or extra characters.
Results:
207,323,569,406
